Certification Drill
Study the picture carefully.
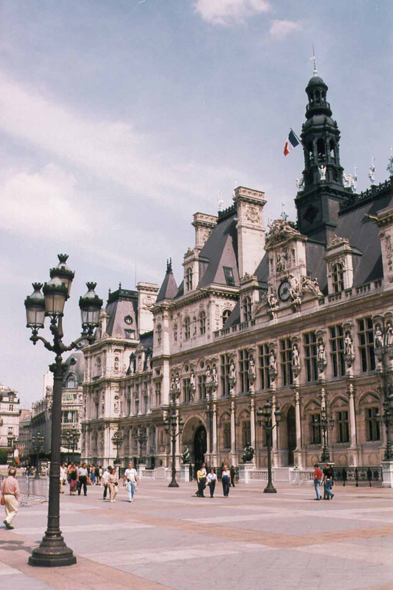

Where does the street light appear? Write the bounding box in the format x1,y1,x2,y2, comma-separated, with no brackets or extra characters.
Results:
257,400,281,494
24,254,102,568
31,433,45,478
112,430,125,468
164,389,184,488
320,407,335,463
136,427,148,464
63,428,80,464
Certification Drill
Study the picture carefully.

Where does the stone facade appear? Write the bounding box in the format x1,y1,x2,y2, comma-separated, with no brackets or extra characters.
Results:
0,383,21,452
81,73,393,472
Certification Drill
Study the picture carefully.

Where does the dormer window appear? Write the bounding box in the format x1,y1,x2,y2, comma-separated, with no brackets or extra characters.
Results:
184,317,191,340
332,263,344,293
199,311,206,335
67,377,76,389
222,309,231,326
223,266,235,286
243,297,252,322
186,268,193,291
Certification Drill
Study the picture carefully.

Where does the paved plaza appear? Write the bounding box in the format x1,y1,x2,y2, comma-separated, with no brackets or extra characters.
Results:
1,479,393,590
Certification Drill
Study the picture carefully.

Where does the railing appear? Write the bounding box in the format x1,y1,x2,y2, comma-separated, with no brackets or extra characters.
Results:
333,466,383,486
340,177,393,211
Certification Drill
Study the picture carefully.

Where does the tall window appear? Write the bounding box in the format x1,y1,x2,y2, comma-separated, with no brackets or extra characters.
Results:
183,378,191,403
336,410,349,443
358,318,376,372
9,405,14,412
332,263,344,293
329,325,345,377
239,349,250,392
198,375,207,400
156,324,162,345
304,332,318,382
184,317,191,340
243,297,252,322
155,382,161,407
280,339,293,386
310,414,321,444
174,324,178,342
186,267,193,291
220,354,231,397
135,400,139,415
199,311,206,335
242,421,251,447
258,344,271,390
223,422,231,449
366,407,380,441
222,309,231,326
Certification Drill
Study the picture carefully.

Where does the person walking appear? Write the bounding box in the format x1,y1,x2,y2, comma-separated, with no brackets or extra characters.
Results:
207,468,217,498
123,462,139,502
60,463,67,494
102,467,110,500
68,462,78,496
108,467,118,503
313,464,323,500
222,464,231,498
94,465,100,485
230,465,236,487
323,463,334,500
1,467,20,530
78,463,89,496
196,464,207,497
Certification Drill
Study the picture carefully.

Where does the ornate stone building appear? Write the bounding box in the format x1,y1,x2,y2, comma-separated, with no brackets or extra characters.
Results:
0,384,21,452
81,72,393,472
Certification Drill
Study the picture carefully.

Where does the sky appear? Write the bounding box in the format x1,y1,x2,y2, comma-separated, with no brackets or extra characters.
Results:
0,0,392,408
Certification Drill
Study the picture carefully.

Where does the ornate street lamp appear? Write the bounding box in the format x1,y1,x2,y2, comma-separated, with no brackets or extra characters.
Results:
320,407,335,463
24,255,102,568
63,428,80,464
136,427,148,464
164,388,184,488
257,400,281,493
31,433,45,478
112,430,125,467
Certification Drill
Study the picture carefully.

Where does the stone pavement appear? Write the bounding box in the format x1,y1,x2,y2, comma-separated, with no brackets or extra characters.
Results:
1,479,393,590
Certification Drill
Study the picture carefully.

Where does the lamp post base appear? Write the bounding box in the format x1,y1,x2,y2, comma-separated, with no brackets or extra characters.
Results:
168,479,179,488
263,483,277,494
29,533,76,568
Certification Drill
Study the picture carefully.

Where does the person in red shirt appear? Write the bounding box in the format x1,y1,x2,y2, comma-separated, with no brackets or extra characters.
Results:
1,467,20,529
313,464,323,500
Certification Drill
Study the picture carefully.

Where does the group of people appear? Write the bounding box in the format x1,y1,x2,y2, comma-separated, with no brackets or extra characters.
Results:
313,463,335,500
196,463,235,498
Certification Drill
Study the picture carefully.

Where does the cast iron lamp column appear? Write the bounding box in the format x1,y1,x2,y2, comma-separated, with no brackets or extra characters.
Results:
257,400,281,493
136,428,148,464
24,254,102,568
164,390,184,488
320,408,335,463
64,428,80,464
112,430,125,471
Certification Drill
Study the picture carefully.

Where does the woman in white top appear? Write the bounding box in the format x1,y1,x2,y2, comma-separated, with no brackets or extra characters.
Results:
207,468,217,498
222,464,231,497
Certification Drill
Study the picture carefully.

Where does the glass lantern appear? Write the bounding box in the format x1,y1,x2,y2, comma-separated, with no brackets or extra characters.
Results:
25,283,46,329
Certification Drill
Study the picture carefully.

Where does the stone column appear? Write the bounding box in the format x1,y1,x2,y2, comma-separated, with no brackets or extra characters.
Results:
230,397,236,464
212,402,217,465
271,394,278,467
250,396,256,451
294,388,302,468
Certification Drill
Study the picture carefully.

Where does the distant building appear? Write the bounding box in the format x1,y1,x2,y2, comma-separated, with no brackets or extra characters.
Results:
18,409,32,460
81,72,393,472
0,383,21,453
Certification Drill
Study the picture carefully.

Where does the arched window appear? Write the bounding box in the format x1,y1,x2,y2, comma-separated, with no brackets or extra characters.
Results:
332,263,344,293
67,376,76,389
315,90,320,104
317,138,326,163
156,324,162,345
199,311,206,335
184,317,191,340
243,297,252,322
222,309,231,326
186,268,193,291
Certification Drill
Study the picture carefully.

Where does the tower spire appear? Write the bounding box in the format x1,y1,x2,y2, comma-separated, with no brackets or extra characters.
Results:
310,45,318,77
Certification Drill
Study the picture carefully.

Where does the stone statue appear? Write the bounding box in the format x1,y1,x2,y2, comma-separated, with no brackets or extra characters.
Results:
206,366,212,384
386,322,393,346
229,359,236,381
368,158,376,184
267,291,278,310
296,177,304,190
269,350,277,372
292,343,300,367
190,368,196,390
344,331,354,357
374,324,384,348
387,150,393,177
212,364,218,385
289,274,301,305
248,356,256,378
174,372,181,391
317,339,326,362
319,164,327,181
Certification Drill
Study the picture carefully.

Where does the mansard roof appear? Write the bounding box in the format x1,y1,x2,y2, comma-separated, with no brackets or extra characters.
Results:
63,351,85,386
106,287,138,338
157,264,178,302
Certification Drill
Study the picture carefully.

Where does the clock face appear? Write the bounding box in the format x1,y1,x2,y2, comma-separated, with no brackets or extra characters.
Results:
278,280,291,302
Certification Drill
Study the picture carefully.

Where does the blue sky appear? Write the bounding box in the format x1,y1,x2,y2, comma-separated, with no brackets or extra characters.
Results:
0,0,392,407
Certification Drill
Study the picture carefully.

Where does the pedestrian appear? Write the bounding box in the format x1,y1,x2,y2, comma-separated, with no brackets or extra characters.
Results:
78,463,89,496
230,465,236,487
123,461,139,502
207,468,217,498
60,463,67,494
68,462,78,495
313,464,323,500
1,466,20,530
108,467,118,503
222,464,231,497
94,465,100,485
323,463,334,500
102,466,110,500
196,463,207,497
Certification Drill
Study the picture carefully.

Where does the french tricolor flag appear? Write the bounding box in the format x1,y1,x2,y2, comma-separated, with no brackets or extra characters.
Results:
284,129,300,156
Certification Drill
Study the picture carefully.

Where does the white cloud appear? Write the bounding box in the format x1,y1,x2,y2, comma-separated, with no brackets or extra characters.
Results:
195,0,271,26
269,19,302,40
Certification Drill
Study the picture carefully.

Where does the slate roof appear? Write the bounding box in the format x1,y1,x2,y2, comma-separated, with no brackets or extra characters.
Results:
157,266,178,302
106,288,138,338
63,351,85,386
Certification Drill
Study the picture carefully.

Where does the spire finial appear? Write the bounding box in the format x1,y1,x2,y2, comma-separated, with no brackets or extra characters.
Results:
310,44,318,76
166,258,172,273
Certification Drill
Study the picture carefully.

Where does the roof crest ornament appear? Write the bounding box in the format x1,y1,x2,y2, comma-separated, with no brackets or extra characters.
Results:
265,217,299,248
387,147,393,177
310,44,318,77
166,258,172,273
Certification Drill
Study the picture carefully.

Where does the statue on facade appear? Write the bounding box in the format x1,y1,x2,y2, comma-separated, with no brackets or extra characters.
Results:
368,157,376,185
269,350,277,372
319,164,327,181
387,148,393,177
248,355,256,379
374,324,384,348
317,339,326,363
212,364,218,386
344,331,354,357
296,177,304,190
289,274,301,306
229,359,236,382
190,368,196,390
206,365,212,384
292,343,300,367
301,275,323,297
386,322,393,346
182,447,191,464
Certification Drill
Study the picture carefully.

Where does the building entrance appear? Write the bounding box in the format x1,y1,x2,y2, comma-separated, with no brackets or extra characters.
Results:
287,406,296,466
194,425,207,471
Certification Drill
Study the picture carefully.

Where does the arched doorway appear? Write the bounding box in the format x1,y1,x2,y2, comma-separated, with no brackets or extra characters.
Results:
194,425,207,470
287,406,296,466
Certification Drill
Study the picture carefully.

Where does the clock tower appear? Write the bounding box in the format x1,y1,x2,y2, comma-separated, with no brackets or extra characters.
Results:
295,71,352,243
